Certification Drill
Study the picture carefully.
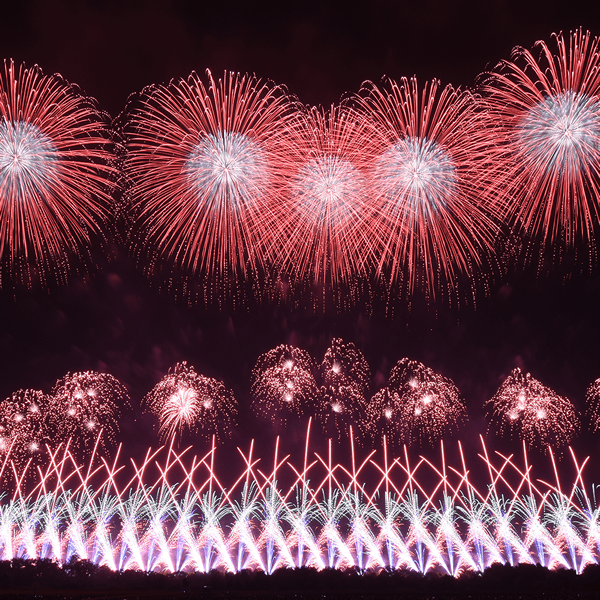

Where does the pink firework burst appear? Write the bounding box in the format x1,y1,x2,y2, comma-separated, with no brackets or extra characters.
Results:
271,103,382,301
251,345,319,428
367,358,468,446
0,60,114,287
485,367,579,449
317,338,371,439
0,389,47,467
144,362,238,444
584,377,600,432
481,29,600,264
358,77,503,300
50,371,127,454
123,70,293,303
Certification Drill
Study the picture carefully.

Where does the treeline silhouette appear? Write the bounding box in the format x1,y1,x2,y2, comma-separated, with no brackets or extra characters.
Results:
0,558,599,599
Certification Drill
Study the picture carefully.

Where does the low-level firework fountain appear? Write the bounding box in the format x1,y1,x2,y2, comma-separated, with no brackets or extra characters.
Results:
0,423,598,577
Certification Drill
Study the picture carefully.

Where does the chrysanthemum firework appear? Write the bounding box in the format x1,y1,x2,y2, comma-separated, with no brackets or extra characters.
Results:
123,70,293,303
251,345,319,428
317,338,371,439
0,60,114,287
144,362,238,444
271,103,382,303
50,371,127,454
480,29,600,265
485,367,579,449
358,77,503,300
367,358,467,446
0,389,48,467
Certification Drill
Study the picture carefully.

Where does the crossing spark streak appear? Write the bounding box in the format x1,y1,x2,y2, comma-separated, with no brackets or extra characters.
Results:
0,433,598,577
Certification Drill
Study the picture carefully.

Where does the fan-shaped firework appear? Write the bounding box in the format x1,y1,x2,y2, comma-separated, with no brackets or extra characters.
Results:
144,362,238,444
123,70,293,303
50,371,126,454
367,358,467,446
317,338,371,438
485,368,579,448
272,103,382,301
481,29,600,264
251,345,319,427
0,60,114,287
584,378,600,432
359,77,503,299
0,389,47,467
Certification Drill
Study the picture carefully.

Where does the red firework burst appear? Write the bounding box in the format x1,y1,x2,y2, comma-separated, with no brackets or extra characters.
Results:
50,371,127,455
0,389,47,468
317,338,371,439
143,362,238,444
485,367,579,449
251,345,319,428
0,60,114,287
585,377,600,432
358,77,503,300
123,70,293,303
480,29,600,264
271,103,383,300
367,358,468,446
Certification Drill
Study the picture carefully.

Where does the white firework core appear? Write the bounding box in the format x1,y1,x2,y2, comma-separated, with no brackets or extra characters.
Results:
186,131,265,206
519,91,600,174
374,136,457,209
0,120,58,199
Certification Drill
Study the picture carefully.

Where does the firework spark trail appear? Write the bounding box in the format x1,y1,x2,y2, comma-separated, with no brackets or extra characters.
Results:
359,77,503,300
124,70,292,303
485,367,579,448
368,358,468,447
0,60,114,287
481,29,600,264
0,435,598,575
144,362,238,444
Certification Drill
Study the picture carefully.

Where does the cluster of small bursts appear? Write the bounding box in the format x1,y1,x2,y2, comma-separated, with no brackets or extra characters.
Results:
2,340,599,467
1,29,600,303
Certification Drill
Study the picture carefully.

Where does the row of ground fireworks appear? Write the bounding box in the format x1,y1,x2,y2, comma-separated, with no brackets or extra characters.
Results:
2,339,600,464
0,437,598,575
1,29,600,302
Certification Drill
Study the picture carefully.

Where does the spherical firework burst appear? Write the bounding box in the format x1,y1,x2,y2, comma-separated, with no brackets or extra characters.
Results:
367,358,467,447
271,103,382,301
0,389,48,467
251,345,319,428
584,378,600,432
144,362,238,444
50,371,127,454
317,338,371,439
0,60,114,287
485,367,579,449
358,77,503,300
123,70,293,303
481,29,600,265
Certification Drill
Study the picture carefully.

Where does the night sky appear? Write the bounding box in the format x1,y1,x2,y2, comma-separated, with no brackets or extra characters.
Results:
1,0,600,462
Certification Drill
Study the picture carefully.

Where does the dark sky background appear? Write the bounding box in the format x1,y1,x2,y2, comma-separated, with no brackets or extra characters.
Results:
1,0,600,472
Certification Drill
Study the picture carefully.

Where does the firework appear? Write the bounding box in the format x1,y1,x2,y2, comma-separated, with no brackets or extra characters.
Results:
0,389,47,467
123,70,293,303
358,77,503,300
50,371,126,453
271,103,382,301
0,60,114,287
584,378,600,432
144,362,237,444
367,358,468,446
317,339,371,438
481,29,600,264
251,345,319,427
485,367,579,448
